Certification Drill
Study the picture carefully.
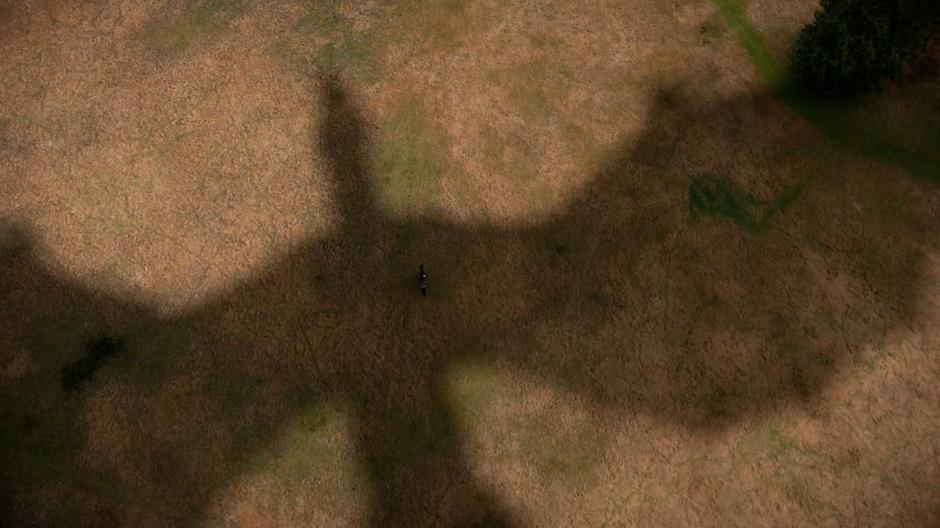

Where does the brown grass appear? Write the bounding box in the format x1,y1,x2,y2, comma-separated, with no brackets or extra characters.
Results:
1,1,939,527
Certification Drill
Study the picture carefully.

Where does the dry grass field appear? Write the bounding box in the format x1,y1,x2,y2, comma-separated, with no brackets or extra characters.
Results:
1,1,938,526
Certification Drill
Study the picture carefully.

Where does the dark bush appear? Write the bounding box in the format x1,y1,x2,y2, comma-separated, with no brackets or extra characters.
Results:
60,337,125,392
792,0,939,96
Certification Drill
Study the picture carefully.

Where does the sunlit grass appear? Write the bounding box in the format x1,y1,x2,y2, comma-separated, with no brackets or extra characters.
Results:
373,97,449,216
142,0,246,57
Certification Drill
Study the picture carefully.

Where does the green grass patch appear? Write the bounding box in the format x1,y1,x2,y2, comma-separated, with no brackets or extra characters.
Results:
251,404,350,481
522,418,599,484
508,82,552,121
314,33,376,81
560,121,599,163
733,422,800,465
445,358,499,417
142,0,245,57
711,0,940,184
479,122,542,186
491,61,570,122
374,97,450,216
710,0,787,88
393,0,481,50
783,476,823,512
688,174,810,231
277,0,483,82
273,0,368,80
273,2,383,85
538,448,594,479
294,0,347,35
298,1,377,81
766,426,797,462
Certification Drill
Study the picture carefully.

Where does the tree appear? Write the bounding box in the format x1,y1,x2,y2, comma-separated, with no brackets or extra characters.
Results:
792,0,939,96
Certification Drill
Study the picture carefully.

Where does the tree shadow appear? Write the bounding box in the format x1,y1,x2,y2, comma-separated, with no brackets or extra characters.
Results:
1,76,934,526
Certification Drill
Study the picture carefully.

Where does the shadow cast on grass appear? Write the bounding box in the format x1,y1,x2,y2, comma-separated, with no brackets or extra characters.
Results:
1,76,934,526
712,0,940,185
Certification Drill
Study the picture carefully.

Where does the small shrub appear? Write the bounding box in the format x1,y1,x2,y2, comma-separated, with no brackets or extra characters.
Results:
792,0,939,96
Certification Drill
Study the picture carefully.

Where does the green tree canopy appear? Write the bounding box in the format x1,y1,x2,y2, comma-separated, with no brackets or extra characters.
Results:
792,0,939,96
